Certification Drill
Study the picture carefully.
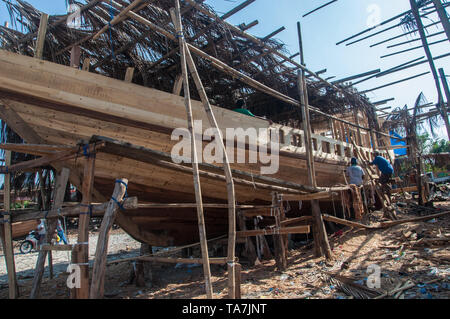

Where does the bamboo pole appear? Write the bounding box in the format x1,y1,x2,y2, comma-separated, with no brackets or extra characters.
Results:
439,68,450,109
171,1,213,299
175,9,238,298
297,22,332,260
432,0,450,41
1,151,18,299
92,0,146,41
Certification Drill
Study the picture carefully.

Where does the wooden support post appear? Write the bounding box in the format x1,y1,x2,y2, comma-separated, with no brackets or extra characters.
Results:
71,145,96,299
237,210,258,266
90,178,128,298
353,108,363,146
38,170,53,279
82,58,91,71
34,13,49,60
235,263,242,299
30,167,70,298
70,45,81,68
297,22,332,260
272,193,287,270
173,74,183,95
370,129,378,150
171,2,213,299
134,244,152,287
2,151,18,299
124,67,135,83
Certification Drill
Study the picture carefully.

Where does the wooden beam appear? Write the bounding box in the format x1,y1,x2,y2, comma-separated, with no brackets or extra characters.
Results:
70,46,81,68
90,179,128,298
39,244,74,251
82,58,91,71
172,74,183,95
4,197,138,223
138,257,229,264
236,225,310,237
30,167,70,298
72,145,96,299
34,13,48,60
2,151,18,299
124,67,135,83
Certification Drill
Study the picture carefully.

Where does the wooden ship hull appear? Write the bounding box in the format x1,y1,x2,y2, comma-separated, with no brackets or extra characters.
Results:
0,50,374,246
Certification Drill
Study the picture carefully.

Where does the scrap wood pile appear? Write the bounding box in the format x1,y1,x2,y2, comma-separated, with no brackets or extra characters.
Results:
0,0,377,128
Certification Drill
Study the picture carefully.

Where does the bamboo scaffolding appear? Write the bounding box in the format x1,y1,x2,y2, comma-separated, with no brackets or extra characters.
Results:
370,20,442,47
171,1,213,299
336,0,434,45
359,72,430,94
183,34,238,301
303,0,338,18
381,38,447,58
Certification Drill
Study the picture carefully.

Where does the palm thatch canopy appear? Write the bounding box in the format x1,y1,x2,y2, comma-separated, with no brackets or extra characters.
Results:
0,0,378,128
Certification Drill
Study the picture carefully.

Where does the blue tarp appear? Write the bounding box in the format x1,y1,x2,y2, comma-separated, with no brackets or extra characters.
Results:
390,131,407,156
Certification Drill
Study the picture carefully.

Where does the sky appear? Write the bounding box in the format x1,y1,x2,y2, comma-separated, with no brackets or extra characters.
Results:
0,0,449,140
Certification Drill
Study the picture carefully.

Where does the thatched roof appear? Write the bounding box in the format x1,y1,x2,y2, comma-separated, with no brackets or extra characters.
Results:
0,0,378,128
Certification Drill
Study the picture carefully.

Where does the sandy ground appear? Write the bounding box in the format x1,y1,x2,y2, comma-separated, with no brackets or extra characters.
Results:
0,202,449,299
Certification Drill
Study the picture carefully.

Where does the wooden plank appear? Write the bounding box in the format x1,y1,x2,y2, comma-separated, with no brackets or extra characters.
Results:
7,197,138,223
39,244,74,251
124,67,135,83
90,179,128,298
72,145,96,299
30,167,70,298
172,74,183,95
138,257,228,264
35,14,49,60
322,214,377,229
70,46,81,68
2,151,18,298
282,191,337,201
236,225,310,237
82,58,91,71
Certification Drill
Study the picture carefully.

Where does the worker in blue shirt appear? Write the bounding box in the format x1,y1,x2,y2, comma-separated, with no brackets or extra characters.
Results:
369,151,394,196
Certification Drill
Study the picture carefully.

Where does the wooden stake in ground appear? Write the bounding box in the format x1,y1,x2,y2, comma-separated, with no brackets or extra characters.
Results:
90,178,128,298
1,151,19,298
171,2,213,299
30,167,70,298
71,144,96,299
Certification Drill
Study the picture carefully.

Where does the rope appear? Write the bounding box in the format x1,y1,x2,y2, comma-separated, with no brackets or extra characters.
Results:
79,203,93,217
82,144,96,159
115,179,128,199
111,196,125,211
175,31,184,39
